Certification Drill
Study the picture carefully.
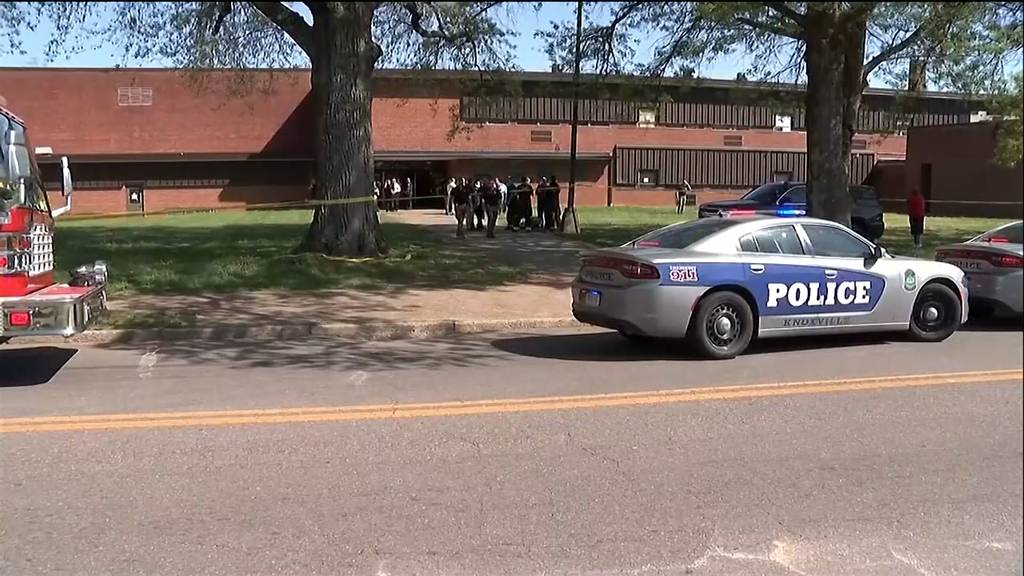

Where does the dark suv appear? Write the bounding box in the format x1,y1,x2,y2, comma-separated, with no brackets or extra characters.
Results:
697,181,885,241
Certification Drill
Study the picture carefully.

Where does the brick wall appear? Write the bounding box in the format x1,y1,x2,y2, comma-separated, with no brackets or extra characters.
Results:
905,122,1023,218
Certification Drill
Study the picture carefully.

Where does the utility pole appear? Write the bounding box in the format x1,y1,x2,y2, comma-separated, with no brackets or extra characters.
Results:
561,0,583,235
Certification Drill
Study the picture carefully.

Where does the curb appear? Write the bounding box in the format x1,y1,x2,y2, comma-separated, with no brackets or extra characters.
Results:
11,317,581,346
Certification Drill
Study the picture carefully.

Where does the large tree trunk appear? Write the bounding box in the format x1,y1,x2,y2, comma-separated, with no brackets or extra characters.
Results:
803,7,868,227
300,2,386,256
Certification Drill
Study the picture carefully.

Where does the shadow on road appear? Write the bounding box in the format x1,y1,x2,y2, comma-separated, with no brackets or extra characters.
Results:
101,335,506,373
0,347,78,387
492,330,898,361
959,316,1024,333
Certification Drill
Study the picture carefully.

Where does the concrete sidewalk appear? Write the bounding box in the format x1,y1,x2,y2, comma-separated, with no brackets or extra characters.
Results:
82,210,590,342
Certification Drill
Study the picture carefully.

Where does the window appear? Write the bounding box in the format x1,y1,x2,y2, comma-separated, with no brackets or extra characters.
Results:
852,138,868,150
741,182,788,204
529,130,553,143
803,224,873,258
738,234,758,252
751,225,804,255
638,169,658,186
117,87,153,106
637,108,657,127
628,218,742,249
778,185,806,205
975,221,1023,244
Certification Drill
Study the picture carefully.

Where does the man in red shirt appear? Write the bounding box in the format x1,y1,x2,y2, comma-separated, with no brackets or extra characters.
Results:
907,189,927,249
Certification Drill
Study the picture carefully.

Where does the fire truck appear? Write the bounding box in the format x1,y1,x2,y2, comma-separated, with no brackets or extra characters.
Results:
1,105,107,343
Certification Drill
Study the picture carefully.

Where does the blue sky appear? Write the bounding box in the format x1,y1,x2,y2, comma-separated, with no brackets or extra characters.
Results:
4,2,749,80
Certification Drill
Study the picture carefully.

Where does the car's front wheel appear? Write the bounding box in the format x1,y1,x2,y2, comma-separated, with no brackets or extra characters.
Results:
909,283,962,342
688,291,755,359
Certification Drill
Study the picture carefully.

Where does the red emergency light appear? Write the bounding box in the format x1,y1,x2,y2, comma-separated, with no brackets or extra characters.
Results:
8,310,32,327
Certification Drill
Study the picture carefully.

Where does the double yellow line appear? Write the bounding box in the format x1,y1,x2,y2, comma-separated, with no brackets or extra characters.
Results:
1,369,1020,434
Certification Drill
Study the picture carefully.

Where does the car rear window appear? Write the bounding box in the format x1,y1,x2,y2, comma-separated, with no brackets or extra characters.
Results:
628,218,741,249
975,222,1023,244
850,186,878,202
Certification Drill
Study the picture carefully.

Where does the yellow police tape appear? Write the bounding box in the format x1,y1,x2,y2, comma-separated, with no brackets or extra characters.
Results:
61,194,452,222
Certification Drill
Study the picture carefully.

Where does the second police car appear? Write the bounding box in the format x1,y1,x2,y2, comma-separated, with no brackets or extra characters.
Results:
572,217,968,359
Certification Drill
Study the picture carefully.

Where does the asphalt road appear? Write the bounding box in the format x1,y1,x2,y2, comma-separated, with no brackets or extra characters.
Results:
1,325,1022,575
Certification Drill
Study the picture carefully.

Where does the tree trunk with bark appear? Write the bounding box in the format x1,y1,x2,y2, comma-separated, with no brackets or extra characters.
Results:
803,6,869,227
300,2,386,256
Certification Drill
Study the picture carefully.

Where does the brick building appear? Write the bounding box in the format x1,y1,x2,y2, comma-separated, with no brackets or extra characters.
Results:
0,67,985,215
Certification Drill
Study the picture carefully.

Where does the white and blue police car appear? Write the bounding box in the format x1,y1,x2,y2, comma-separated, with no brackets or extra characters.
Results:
572,216,968,359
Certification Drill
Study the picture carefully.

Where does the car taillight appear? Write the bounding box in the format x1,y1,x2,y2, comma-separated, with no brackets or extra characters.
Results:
995,254,1024,267
8,310,32,327
987,236,1010,243
583,257,661,280
635,240,662,247
0,254,7,270
937,248,1023,268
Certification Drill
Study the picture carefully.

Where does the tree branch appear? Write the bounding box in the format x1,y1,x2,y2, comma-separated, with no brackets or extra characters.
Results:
212,2,233,35
862,24,924,77
764,2,805,26
250,1,314,56
735,15,801,39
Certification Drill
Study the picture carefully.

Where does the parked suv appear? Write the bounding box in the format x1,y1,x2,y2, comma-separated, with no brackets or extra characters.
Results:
697,181,886,241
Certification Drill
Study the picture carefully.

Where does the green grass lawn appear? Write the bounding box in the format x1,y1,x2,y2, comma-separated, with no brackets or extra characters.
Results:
575,206,1012,257
51,207,1013,299
54,210,524,296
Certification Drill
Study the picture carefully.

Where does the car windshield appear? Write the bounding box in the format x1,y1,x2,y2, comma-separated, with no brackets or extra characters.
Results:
627,218,741,249
741,182,788,204
974,221,1023,244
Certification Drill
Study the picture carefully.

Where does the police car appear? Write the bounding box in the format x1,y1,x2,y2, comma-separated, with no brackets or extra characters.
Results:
572,217,968,359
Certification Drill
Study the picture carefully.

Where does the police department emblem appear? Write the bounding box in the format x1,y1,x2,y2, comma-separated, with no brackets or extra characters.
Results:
903,269,917,291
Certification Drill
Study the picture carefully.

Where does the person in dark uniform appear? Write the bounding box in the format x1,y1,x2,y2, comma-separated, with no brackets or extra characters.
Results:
506,178,521,231
536,177,551,230
481,178,501,238
452,178,472,238
470,179,486,230
546,176,561,230
517,177,534,231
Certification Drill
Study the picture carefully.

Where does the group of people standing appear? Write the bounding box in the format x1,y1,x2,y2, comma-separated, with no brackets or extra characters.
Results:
444,176,562,239
374,177,414,212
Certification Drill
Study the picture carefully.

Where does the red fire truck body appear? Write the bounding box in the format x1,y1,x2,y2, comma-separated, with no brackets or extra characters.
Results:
1,105,107,342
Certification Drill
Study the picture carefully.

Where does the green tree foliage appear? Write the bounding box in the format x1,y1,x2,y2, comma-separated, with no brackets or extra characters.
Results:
1,2,528,256
992,71,1023,167
539,2,1023,225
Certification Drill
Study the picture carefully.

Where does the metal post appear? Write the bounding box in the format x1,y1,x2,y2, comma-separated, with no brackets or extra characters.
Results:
561,0,583,235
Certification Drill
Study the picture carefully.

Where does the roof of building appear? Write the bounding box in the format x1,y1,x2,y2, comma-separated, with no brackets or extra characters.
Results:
0,66,984,102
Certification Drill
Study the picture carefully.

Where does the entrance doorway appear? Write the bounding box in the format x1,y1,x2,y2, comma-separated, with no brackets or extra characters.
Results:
374,161,445,210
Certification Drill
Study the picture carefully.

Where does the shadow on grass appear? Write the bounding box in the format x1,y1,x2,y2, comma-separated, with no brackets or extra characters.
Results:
54,221,558,296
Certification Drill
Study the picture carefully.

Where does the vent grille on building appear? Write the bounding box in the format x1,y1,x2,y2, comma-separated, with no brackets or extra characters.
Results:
530,129,553,143
117,87,153,106
723,134,744,147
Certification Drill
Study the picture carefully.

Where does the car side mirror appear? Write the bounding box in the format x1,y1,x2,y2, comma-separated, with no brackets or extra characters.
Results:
867,244,884,262
51,156,74,218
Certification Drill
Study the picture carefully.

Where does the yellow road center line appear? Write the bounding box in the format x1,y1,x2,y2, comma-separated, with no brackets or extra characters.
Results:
1,369,1020,434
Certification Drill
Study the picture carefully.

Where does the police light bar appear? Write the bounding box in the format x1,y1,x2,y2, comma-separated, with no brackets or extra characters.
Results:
776,208,807,217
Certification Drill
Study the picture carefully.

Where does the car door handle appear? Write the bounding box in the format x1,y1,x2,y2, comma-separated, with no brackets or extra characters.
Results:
749,264,765,274
824,269,838,279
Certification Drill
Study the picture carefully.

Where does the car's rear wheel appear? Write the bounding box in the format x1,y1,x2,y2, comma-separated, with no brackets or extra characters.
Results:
909,283,962,342
688,291,755,359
